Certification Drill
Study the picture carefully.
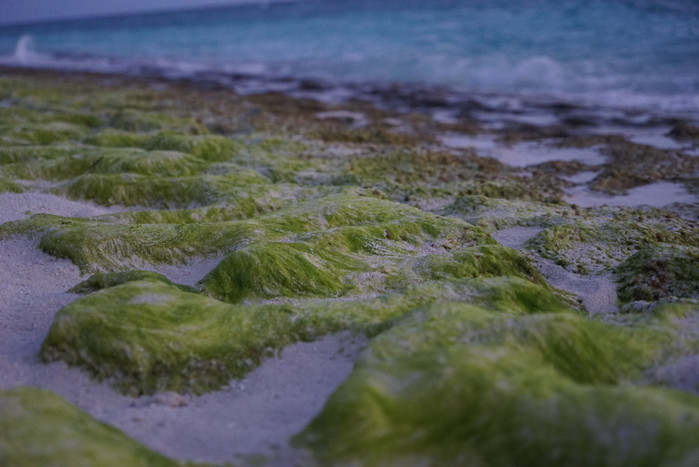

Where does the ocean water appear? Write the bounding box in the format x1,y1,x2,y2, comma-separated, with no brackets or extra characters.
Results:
1,0,698,115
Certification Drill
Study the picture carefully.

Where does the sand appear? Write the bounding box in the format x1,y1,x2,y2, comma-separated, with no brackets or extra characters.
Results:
0,192,136,225
0,192,365,465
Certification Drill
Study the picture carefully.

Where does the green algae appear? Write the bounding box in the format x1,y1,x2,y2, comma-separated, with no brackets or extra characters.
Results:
0,106,101,129
0,387,183,467
295,302,699,467
199,202,521,302
42,279,301,394
97,197,295,224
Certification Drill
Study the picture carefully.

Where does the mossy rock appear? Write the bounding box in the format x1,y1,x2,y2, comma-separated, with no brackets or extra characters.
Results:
1,194,496,276
410,244,546,285
40,277,571,395
106,109,189,132
199,203,505,302
200,241,358,302
591,142,698,194
143,133,238,162
616,244,699,305
84,128,152,148
61,171,268,207
295,303,699,466
0,145,82,164
668,122,699,141
24,214,255,272
526,208,699,274
69,270,196,294
7,122,89,145
0,387,182,467
3,148,210,181
41,280,302,394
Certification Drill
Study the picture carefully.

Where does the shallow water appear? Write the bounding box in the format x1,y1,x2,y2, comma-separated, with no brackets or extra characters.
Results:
565,181,697,208
440,134,608,167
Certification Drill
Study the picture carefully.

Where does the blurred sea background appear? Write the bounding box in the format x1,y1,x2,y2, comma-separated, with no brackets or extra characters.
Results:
1,0,698,117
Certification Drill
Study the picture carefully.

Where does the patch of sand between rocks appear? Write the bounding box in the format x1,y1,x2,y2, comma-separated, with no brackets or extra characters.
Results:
491,226,618,315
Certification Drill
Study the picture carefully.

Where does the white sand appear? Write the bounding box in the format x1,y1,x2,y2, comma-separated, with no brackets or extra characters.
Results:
0,192,135,224
490,226,542,249
534,258,618,315
0,193,365,465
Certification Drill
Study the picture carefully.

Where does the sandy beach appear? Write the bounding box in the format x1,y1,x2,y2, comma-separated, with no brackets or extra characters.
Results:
1,65,698,466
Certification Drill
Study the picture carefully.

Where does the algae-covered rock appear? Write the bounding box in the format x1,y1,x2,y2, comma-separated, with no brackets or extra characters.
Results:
69,270,196,294
525,207,699,273
106,108,191,132
0,387,181,467
143,132,238,162
199,208,506,302
616,244,699,306
62,171,268,207
6,121,89,145
295,303,699,467
200,241,356,302
591,142,698,194
410,244,546,284
41,279,301,394
0,145,82,164
40,277,568,395
0,213,256,272
3,149,210,181
84,128,153,148
668,122,699,141
1,194,503,279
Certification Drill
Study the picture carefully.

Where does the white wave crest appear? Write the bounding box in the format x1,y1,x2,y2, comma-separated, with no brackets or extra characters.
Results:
14,34,38,64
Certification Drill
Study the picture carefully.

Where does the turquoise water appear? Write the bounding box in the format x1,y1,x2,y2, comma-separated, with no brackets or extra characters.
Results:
1,0,698,112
